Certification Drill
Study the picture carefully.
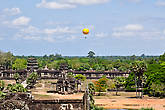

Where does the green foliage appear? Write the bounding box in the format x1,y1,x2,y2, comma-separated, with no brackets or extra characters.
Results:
37,59,47,69
47,61,58,69
150,83,165,97
0,80,5,91
0,91,6,99
26,72,38,84
159,52,165,62
144,63,165,97
107,80,115,90
0,51,14,69
94,76,108,94
88,82,104,110
12,58,27,70
140,108,154,110
67,72,74,78
114,77,126,95
74,74,86,81
13,73,20,83
78,63,90,71
91,105,105,110
6,83,27,93
88,82,95,95
130,61,147,77
88,51,95,58
114,77,126,85
125,72,135,91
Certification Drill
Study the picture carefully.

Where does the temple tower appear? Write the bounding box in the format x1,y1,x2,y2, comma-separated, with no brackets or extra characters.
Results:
27,57,38,72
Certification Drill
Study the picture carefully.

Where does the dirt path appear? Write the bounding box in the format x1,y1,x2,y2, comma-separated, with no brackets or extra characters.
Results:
95,98,165,110
94,92,165,110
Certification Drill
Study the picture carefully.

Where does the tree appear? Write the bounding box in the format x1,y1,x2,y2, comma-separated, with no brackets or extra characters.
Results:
130,55,136,61
0,80,5,91
74,74,86,91
114,77,126,95
87,51,95,58
74,74,86,81
150,83,165,97
67,72,74,78
12,58,27,70
130,61,147,98
125,72,135,91
144,61,165,97
0,51,14,69
94,75,108,96
88,82,95,95
26,72,38,87
159,52,165,62
14,73,20,83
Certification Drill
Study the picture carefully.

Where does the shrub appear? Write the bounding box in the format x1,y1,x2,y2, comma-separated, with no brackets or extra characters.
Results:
0,80,5,91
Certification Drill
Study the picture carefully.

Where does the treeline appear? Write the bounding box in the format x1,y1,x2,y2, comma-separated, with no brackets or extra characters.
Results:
0,50,160,72
8,51,158,71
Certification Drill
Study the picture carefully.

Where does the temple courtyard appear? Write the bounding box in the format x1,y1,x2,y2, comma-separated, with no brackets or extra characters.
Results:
25,79,165,110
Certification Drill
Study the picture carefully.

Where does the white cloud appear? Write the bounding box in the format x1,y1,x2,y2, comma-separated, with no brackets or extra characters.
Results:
156,1,165,6
125,24,143,31
44,27,77,34
112,31,134,37
66,35,77,40
14,25,80,42
43,36,56,42
20,26,40,34
139,31,163,40
36,0,110,9
3,8,21,15
21,36,41,40
112,24,165,40
14,26,42,40
36,0,76,9
114,24,144,31
66,0,109,5
12,16,31,26
95,32,108,38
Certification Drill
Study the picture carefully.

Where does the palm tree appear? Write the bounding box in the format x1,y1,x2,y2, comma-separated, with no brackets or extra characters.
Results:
130,61,147,98
87,51,95,58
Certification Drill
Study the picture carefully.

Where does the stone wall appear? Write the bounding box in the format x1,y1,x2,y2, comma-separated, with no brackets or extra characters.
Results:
29,99,83,110
0,93,86,110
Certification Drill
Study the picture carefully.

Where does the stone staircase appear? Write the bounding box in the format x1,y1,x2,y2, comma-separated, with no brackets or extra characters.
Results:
21,72,31,88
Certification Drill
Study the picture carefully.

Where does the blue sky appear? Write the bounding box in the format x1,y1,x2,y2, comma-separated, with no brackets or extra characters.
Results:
0,0,165,56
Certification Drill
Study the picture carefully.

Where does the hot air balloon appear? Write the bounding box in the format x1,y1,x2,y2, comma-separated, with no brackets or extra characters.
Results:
82,28,89,39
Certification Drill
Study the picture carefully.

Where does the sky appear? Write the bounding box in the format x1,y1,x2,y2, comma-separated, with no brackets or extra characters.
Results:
0,0,165,56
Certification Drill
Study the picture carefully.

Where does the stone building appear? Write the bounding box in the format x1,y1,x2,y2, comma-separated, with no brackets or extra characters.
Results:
56,64,80,95
27,57,38,72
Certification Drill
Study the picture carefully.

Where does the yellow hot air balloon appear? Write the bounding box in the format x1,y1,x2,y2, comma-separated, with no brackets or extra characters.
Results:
82,28,89,35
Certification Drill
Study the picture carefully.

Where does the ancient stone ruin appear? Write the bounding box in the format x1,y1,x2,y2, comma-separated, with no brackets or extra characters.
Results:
55,63,80,95
27,57,38,72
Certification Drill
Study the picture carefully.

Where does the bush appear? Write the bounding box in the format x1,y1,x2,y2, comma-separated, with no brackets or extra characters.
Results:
13,73,20,83
26,72,38,84
0,91,6,99
74,74,86,81
6,84,27,93
94,76,108,95
0,80,5,91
